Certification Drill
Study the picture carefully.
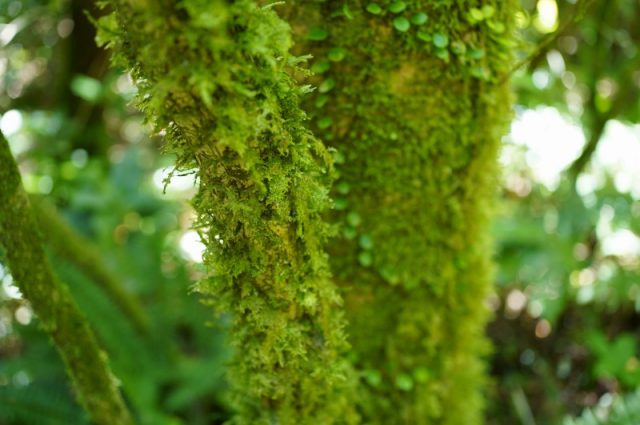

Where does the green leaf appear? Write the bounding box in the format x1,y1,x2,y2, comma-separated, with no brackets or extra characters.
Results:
342,3,354,20
366,3,383,15
337,181,351,194
359,234,374,250
416,31,431,42
413,367,430,383
318,78,336,93
358,251,373,267
468,8,484,23
467,48,485,60
343,226,357,240
393,17,410,32
380,267,400,285
307,27,328,41
411,13,428,25
482,5,495,18
388,1,407,13
71,76,102,103
328,47,347,62
364,369,382,387
317,116,333,129
347,211,362,227
432,32,449,48
451,41,467,56
488,20,506,34
315,94,329,108
312,59,331,74
395,374,413,391
334,198,348,210
470,66,489,80
435,48,450,62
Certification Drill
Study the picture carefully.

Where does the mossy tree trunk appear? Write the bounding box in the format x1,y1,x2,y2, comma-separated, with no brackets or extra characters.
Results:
97,1,357,423
0,132,133,425
284,1,515,423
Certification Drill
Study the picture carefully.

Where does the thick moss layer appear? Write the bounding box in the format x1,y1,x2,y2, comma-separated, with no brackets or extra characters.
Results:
0,133,133,425
98,1,357,423
285,1,516,423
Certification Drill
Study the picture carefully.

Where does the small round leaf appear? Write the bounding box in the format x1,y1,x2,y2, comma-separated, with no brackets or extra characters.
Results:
388,1,407,13
411,12,428,25
308,27,328,41
432,32,449,48
366,3,383,14
393,17,410,32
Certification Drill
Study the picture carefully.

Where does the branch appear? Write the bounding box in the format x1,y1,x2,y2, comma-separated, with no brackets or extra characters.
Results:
565,0,637,183
500,0,595,85
567,114,608,181
30,196,149,335
567,84,636,182
0,131,134,425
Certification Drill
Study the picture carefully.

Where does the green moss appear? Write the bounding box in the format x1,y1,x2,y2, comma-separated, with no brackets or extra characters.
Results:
97,1,357,423
0,133,133,425
284,1,517,423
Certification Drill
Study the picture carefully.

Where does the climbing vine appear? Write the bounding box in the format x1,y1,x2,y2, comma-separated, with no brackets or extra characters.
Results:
97,1,357,423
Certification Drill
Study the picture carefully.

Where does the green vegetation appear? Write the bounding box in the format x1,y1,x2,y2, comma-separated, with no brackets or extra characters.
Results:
1,1,640,425
96,1,356,423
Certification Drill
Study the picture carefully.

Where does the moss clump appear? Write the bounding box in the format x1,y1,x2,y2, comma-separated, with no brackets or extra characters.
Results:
284,1,517,423
97,1,357,423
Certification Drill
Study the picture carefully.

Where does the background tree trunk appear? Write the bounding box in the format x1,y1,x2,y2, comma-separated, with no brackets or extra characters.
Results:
284,1,516,423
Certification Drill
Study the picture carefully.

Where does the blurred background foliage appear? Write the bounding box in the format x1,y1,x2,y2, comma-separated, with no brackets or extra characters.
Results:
0,0,639,424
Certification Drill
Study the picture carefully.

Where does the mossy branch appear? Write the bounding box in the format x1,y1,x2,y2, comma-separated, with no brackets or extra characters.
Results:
0,131,134,425
30,196,149,335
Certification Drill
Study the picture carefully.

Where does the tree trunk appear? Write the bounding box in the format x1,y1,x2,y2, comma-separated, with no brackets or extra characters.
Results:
97,1,358,423
284,1,515,423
